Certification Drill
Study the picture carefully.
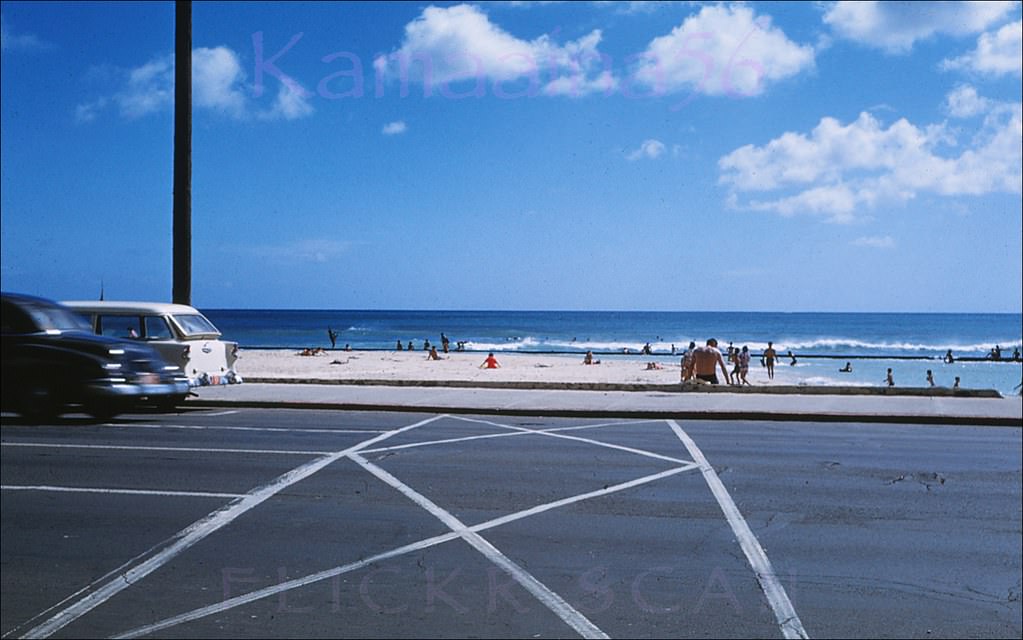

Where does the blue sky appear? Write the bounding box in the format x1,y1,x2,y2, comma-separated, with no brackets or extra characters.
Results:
2,1,1021,312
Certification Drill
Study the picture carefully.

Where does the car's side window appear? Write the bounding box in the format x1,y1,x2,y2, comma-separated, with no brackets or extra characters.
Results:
97,315,142,339
144,316,174,340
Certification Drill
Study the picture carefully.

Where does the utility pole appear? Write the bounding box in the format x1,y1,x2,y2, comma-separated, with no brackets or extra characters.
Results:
172,0,192,305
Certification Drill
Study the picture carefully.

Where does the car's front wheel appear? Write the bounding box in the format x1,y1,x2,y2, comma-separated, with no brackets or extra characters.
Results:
155,394,187,413
85,399,123,421
17,381,60,422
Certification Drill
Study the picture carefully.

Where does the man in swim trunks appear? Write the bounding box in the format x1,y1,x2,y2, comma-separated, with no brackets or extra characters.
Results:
691,338,731,385
763,341,779,380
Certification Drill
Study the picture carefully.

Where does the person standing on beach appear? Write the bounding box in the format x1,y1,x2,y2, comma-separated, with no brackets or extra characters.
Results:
681,341,697,382
886,368,895,387
691,339,731,385
738,345,751,385
926,370,935,387
480,352,501,369
328,327,338,349
764,342,779,380
441,333,450,353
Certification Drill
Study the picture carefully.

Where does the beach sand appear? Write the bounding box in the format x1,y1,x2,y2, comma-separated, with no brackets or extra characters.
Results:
235,349,794,387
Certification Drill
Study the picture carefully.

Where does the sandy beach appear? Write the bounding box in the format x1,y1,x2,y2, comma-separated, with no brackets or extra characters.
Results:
235,348,796,387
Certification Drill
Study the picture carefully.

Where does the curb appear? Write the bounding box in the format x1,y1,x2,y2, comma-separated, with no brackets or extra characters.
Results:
242,378,1005,398
187,398,1023,428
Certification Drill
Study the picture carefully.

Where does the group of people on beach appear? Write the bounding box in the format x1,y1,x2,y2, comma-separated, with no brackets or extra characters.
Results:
677,339,752,386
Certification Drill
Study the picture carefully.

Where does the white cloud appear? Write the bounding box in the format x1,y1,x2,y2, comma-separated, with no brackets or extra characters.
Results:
824,1,1016,53
626,139,666,160
382,120,408,135
632,4,815,97
942,20,1023,76
75,46,313,122
852,235,896,249
117,55,175,118
192,47,248,117
376,4,616,97
719,95,1023,223
0,17,53,52
945,84,990,117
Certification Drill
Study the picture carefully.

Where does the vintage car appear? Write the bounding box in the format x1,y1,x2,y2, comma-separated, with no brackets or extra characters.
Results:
63,300,242,387
2,292,190,420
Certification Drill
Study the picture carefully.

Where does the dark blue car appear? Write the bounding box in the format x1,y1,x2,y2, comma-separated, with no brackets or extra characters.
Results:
1,292,190,420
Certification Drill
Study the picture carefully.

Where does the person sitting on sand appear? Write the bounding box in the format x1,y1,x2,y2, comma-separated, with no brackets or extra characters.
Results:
839,362,852,372
646,362,663,370
689,338,731,385
583,351,600,365
299,347,325,356
396,340,404,351
427,346,442,361
480,352,501,369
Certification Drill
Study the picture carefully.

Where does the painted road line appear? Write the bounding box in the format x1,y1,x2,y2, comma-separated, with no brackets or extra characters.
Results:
350,452,610,640
113,461,697,638
101,423,387,435
1,485,244,499
456,415,695,466
667,420,810,640
111,530,464,639
18,414,448,640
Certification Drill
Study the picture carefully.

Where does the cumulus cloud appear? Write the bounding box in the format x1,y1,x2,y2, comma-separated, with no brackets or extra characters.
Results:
75,46,314,122
824,0,1016,53
0,17,54,52
632,4,815,98
382,120,408,135
945,84,991,117
942,20,1023,76
375,4,616,97
626,139,666,161
719,93,1022,222
852,235,896,249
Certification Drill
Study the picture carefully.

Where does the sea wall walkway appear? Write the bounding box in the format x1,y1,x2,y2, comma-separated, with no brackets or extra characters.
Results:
194,382,1023,427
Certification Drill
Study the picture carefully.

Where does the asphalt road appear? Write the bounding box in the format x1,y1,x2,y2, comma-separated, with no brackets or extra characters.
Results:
2,408,1020,639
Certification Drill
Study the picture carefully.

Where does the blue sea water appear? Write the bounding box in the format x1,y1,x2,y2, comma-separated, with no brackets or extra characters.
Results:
201,309,1023,396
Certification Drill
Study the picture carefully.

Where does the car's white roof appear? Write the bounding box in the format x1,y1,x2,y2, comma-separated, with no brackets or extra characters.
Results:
62,300,206,315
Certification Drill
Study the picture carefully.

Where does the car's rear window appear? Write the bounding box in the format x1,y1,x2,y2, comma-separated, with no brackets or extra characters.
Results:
25,303,93,332
173,314,220,337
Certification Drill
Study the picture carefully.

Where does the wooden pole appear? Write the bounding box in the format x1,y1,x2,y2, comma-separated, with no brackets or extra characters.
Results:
172,0,192,305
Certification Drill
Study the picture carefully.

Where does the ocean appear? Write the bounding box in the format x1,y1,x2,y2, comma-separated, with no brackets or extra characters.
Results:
201,309,1023,396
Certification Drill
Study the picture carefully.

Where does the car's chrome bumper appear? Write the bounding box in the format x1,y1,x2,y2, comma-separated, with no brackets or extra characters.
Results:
90,380,191,398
